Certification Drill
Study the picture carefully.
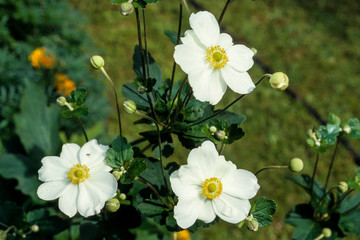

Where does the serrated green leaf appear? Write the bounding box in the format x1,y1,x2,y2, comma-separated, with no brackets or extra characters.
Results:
14,80,61,156
121,158,147,184
328,113,341,126
252,197,277,227
106,136,134,168
348,118,360,138
317,124,340,145
67,87,87,105
140,158,168,194
61,105,88,119
224,124,245,144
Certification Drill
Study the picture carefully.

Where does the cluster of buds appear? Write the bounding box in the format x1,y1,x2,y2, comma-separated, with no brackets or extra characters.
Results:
120,0,134,16
308,129,321,147
112,166,127,181
106,190,127,213
209,126,228,141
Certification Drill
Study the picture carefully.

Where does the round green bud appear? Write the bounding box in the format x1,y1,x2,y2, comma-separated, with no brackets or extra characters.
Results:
56,96,67,106
337,181,348,193
106,198,120,212
137,86,146,94
343,124,352,134
209,126,217,134
322,228,332,238
123,100,137,114
216,130,227,141
0,230,6,240
289,158,304,173
245,218,259,231
31,224,40,233
119,193,127,201
90,55,105,69
269,72,289,91
120,2,134,16
112,171,121,181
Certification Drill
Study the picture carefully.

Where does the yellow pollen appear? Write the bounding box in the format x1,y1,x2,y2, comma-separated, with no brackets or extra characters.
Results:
206,45,228,69
68,163,90,184
202,177,223,199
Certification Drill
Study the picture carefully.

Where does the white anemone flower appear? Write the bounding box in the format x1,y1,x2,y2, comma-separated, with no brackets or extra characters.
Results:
174,11,255,105
170,141,260,229
37,139,118,218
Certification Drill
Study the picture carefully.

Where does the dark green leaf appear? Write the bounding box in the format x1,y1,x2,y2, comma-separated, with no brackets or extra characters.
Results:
137,201,164,216
164,30,183,45
140,158,167,194
27,209,68,237
285,174,325,201
339,208,360,235
348,118,360,138
13,80,61,156
252,197,277,228
61,105,88,119
106,136,134,168
317,124,340,145
224,124,245,144
185,100,213,122
328,113,341,126
122,82,150,111
67,88,87,106
215,111,246,125
0,201,24,227
110,0,127,4
80,221,101,240
339,192,360,214
133,0,147,8
121,158,147,184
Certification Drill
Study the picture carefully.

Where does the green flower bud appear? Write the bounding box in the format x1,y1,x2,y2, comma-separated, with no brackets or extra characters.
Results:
120,2,134,16
337,181,348,193
343,124,352,134
56,96,67,106
289,158,304,173
106,198,120,212
209,126,217,134
250,47,257,55
237,221,245,229
245,217,259,231
138,86,146,94
0,230,6,240
112,171,121,181
322,228,332,238
119,193,127,201
216,130,227,141
31,225,39,233
123,100,137,114
269,72,289,91
90,55,105,69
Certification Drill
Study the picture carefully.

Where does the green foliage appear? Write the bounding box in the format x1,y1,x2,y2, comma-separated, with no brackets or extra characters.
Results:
106,136,134,168
121,158,147,184
252,197,277,228
347,118,360,138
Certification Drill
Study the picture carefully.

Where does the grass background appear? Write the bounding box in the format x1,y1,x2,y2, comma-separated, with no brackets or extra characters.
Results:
68,0,360,239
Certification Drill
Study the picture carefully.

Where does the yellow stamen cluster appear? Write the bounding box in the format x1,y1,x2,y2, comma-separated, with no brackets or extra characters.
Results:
202,177,223,199
206,45,228,69
68,163,90,184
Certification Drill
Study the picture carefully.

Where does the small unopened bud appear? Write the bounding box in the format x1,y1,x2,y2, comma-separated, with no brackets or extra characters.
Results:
250,47,257,55
216,130,227,141
245,217,259,231
30,225,39,233
343,124,352,134
123,100,137,114
337,181,348,193
0,230,7,240
137,86,146,94
120,2,134,16
269,72,289,91
322,228,332,238
112,171,121,181
106,198,120,212
90,55,105,69
209,126,217,134
56,96,73,111
289,158,304,173
119,193,127,201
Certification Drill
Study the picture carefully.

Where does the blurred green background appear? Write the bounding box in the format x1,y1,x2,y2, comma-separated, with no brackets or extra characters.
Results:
1,0,360,239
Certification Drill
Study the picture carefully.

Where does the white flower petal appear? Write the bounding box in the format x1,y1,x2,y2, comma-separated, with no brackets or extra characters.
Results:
197,199,217,223
221,67,255,94
79,139,110,172
214,156,237,179
180,30,206,50
174,196,207,229
37,180,69,201
212,194,251,223
174,44,206,74
209,70,227,105
39,156,68,182
188,67,213,103
58,183,78,217
59,143,81,167
170,169,202,199
87,171,117,202
77,183,102,217
222,169,260,199
218,33,233,50
189,11,219,46
227,45,254,72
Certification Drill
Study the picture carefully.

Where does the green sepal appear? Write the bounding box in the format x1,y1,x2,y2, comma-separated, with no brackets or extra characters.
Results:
120,158,147,184
252,197,277,228
106,136,134,168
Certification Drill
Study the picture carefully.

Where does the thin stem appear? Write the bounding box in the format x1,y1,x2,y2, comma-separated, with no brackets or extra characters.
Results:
135,8,158,122
100,67,122,136
166,76,187,126
188,74,270,128
324,140,340,190
142,9,150,80
336,189,355,209
134,110,170,193
219,142,226,154
168,2,183,101
130,137,147,145
313,186,337,219
255,165,288,176
136,177,171,208
76,117,88,142
310,153,320,201
218,0,233,25
314,233,325,240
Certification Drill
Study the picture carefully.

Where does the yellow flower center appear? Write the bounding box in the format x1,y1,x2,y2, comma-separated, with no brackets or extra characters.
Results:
68,163,90,184
202,177,223,199
206,45,228,69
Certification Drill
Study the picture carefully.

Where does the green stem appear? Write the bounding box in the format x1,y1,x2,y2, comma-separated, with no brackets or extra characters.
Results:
76,117,88,142
335,189,355,209
166,76,187,126
310,153,320,201
218,0,233,24
313,186,337,220
255,165,288,176
130,137,147,145
188,74,270,128
324,140,340,190
168,2,183,101
219,142,226,154
136,177,171,208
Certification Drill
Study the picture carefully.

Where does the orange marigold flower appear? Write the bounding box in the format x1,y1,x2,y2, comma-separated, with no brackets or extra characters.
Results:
54,74,76,96
171,230,191,240
28,47,56,69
